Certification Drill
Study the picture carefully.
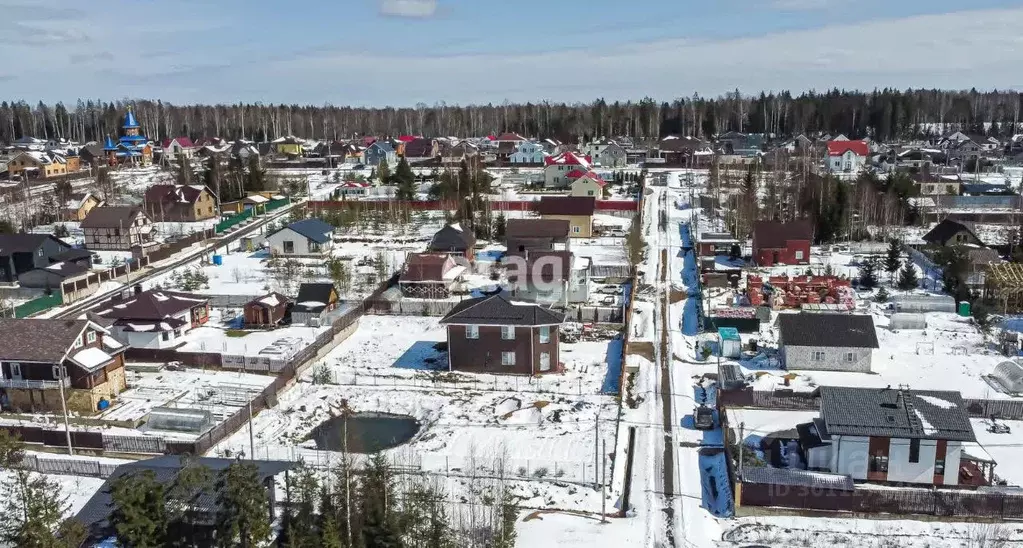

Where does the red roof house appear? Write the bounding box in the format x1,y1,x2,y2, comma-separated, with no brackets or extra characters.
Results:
161,137,196,149
826,140,869,157
752,220,814,266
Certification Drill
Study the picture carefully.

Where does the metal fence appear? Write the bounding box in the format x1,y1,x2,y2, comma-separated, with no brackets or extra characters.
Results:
19,454,120,478
316,370,596,397
964,398,1023,420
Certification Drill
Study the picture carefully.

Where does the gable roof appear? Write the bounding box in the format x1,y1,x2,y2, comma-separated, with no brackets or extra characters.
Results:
535,196,597,217
826,140,869,157
80,206,146,229
294,283,336,313
0,318,92,363
922,218,984,247
96,290,208,322
402,138,435,158
505,250,573,283
246,292,289,309
752,219,814,248
428,224,475,252
494,132,526,142
820,386,975,442
544,151,591,169
401,253,455,282
280,218,333,244
144,184,211,206
52,248,93,263
572,171,606,186
0,233,69,255
777,313,878,349
439,293,564,326
369,141,394,153
161,137,195,149
505,218,570,240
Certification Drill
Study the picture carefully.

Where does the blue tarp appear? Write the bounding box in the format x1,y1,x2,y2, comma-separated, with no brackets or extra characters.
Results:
476,249,504,262
1000,317,1023,333
601,337,624,394
680,222,703,335
699,452,735,517
392,341,448,371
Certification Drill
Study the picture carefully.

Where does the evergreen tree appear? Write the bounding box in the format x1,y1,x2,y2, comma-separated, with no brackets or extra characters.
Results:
858,257,880,289
214,462,271,548
165,459,213,547
0,219,14,234
393,157,416,201
377,159,391,185
0,429,24,468
280,464,320,548
491,490,518,548
53,178,73,206
109,470,168,548
245,156,266,193
874,286,890,303
884,239,902,282
897,260,920,290
176,158,193,186
0,468,86,548
359,455,401,548
493,212,507,240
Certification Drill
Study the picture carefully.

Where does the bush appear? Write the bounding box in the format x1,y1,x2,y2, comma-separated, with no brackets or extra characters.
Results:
532,467,549,478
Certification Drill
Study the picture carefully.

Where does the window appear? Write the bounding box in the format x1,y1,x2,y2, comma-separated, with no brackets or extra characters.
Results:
114,228,120,236
501,326,515,340
539,352,551,372
934,458,946,476
73,336,83,349
869,455,889,473
587,190,594,196
51,365,66,380
37,248,44,257
572,226,581,234
812,351,825,361
466,325,479,339
794,250,804,261
10,363,21,379
909,439,921,463
845,352,855,363
161,332,170,341
86,331,97,344
283,240,295,254
538,326,551,344
501,351,516,366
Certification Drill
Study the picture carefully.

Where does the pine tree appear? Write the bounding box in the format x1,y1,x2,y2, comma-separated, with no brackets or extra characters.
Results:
858,257,879,289
109,470,168,548
884,239,902,282
360,455,401,548
897,260,920,290
377,159,391,185
393,157,416,201
281,464,320,548
0,429,24,469
874,286,890,303
176,158,193,186
245,156,266,193
215,462,271,548
166,459,213,547
0,468,86,548
493,212,506,240
491,490,518,548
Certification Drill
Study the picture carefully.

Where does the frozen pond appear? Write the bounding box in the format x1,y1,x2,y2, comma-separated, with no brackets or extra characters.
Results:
308,412,420,453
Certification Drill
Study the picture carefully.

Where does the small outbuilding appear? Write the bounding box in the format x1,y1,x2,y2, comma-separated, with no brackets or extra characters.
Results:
243,292,290,327
718,327,742,358
990,360,1023,394
889,312,927,330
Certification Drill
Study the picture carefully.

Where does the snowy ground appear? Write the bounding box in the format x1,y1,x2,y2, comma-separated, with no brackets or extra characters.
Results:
0,469,106,514
721,516,1023,547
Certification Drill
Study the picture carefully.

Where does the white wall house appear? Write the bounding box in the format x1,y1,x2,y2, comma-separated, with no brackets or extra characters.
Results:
509,141,547,164
777,313,878,372
266,218,334,256
569,172,606,198
826,140,869,175
544,152,591,188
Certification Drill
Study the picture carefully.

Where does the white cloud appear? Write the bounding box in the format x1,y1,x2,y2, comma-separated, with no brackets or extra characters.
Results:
379,0,438,18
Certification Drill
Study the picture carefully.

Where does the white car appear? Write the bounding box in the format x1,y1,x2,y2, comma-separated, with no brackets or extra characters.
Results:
607,228,627,238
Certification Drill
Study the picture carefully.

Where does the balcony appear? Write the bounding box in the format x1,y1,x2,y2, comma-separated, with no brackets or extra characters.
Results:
0,378,70,390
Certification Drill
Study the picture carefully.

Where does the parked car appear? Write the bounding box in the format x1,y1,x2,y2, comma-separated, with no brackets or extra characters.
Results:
597,285,623,295
694,405,715,430
600,295,617,306
607,228,627,238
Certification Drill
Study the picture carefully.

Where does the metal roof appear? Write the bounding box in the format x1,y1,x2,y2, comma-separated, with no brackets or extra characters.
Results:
820,386,976,442
777,312,879,349
440,293,564,326
743,466,855,491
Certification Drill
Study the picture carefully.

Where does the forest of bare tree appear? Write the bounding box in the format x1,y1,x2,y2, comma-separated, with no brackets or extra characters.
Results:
2,88,1022,146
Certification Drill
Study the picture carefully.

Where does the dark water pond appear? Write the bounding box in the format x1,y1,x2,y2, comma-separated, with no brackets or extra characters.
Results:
308,413,420,453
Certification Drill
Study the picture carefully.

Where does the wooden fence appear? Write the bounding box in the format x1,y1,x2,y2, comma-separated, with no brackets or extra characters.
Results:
963,398,1023,420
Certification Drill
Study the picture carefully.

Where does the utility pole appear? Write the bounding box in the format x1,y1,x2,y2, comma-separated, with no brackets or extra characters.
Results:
738,422,746,480
593,413,600,488
343,411,352,548
601,439,607,523
57,364,73,456
248,395,255,460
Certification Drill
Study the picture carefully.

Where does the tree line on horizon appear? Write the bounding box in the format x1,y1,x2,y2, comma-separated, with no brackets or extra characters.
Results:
2,88,1022,147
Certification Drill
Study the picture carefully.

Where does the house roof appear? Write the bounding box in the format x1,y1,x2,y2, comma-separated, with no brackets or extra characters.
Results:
777,313,879,348
75,456,296,538
505,250,573,283
403,138,435,158
401,253,454,282
96,290,209,322
161,137,195,149
658,136,710,153
122,108,139,129
246,292,289,309
544,151,591,168
494,132,526,142
0,233,68,255
743,466,854,491
144,184,211,206
752,219,813,248
428,223,475,252
369,141,394,153
826,140,869,157
80,206,146,229
439,293,564,326
820,386,976,442
535,196,597,217
293,283,336,313
52,248,93,263
922,218,984,247
280,218,333,244
572,171,606,186
0,318,90,363
505,218,570,240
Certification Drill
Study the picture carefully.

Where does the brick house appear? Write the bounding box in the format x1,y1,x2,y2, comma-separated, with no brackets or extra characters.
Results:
143,184,218,222
0,318,127,414
439,294,564,375
752,219,813,266
535,196,596,238
777,313,878,372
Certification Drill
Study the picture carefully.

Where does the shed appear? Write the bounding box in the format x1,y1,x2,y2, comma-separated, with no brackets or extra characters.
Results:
718,327,742,358
892,294,956,313
889,312,927,330
990,360,1023,394
243,292,290,327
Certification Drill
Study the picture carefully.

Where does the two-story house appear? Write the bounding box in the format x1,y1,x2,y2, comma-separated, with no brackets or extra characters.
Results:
535,196,597,238
95,289,211,349
583,139,627,167
752,219,813,266
504,250,588,306
427,223,476,262
439,293,564,375
81,206,155,251
921,218,985,248
63,192,104,222
826,140,869,174
0,233,73,283
0,318,127,414
363,141,396,167
161,138,196,163
544,152,592,188
143,184,218,222
569,171,607,198
798,387,981,487
509,141,547,164
777,313,879,372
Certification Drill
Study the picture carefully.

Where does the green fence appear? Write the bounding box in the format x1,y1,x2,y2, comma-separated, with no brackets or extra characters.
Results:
14,292,64,318
266,197,290,212
214,197,291,234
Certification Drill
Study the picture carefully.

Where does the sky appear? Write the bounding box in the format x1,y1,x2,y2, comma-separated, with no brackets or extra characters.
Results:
2,0,1023,107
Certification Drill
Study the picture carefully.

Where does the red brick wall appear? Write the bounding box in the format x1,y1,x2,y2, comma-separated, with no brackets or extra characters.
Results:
753,239,811,266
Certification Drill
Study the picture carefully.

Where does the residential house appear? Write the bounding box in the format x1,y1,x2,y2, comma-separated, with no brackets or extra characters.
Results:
696,231,740,257
583,139,626,167
922,218,984,248
161,138,196,162
243,292,290,327
363,141,396,167
291,283,340,325
718,132,766,158
438,293,564,375
798,387,982,486
505,219,571,254
63,192,103,222
442,141,479,165
6,150,67,179
653,136,714,166
0,318,126,414
541,138,562,155
313,141,349,167
536,196,597,238
17,261,90,292
509,141,547,164
401,138,438,161
543,152,592,188
0,233,73,283
75,456,295,544
81,206,155,251
77,143,105,167
504,250,588,305
95,289,210,349
272,136,305,158
338,181,371,198
143,184,218,222
398,253,465,298
266,218,334,256
752,219,813,266
569,171,607,198
427,223,476,261
826,140,869,174
777,313,878,372
230,140,261,162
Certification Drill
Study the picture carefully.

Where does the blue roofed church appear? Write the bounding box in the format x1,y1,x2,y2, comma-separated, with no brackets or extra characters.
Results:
104,106,153,167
